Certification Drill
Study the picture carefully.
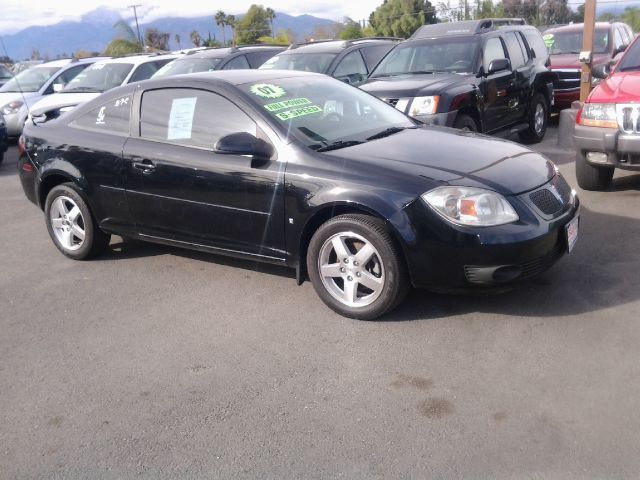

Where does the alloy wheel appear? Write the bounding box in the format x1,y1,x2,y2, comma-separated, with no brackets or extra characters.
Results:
49,195,85,252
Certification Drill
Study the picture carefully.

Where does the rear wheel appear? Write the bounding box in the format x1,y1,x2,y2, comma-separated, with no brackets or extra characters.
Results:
519,93,548,144
575,152,614,191
453,114,478,132
44,183,110,260
306,214,409,320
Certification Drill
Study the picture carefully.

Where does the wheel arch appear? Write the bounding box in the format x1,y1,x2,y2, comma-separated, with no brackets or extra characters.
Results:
38,170,89,210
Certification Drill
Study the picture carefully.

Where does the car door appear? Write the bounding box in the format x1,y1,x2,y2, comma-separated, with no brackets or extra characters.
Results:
123,87,285,259
502,31,530,124
480,36,517,132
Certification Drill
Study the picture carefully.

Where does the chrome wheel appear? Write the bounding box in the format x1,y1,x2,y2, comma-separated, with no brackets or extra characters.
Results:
534,102,545,135
49,195,85,251
318,231,385,308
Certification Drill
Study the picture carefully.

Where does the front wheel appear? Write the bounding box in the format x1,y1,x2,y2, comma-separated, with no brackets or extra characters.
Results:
519,93,548,144
575,152,614,191
306,214,409,320
453,114,478,132
44,183,110,260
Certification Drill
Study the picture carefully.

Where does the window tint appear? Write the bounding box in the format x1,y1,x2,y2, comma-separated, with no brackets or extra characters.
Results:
484,37,507,70
360,45,395,71
129,60,172,83
333,50,368,82
71,94,132,135
45,64,88,94
503,32,526,69
246,51,281,68
222,55,251,70
524,30,548,61
515,32,530,62
140,88,256,148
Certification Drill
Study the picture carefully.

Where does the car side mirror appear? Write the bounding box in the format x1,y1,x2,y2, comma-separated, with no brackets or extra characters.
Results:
592,63,610,79
488,58,511,74
214,132,274,159
614,44,627,56
53,83,64,93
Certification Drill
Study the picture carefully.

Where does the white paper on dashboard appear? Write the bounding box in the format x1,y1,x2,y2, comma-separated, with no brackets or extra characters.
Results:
167,97,197,140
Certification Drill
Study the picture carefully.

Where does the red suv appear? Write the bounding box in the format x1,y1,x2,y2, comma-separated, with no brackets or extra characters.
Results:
574,33,640,190
545,22,634,110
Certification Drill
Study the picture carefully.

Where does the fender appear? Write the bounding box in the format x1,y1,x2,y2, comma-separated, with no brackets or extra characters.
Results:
37,159,90,208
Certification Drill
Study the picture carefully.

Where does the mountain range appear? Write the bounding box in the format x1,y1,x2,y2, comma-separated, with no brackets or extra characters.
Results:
0,7,339,61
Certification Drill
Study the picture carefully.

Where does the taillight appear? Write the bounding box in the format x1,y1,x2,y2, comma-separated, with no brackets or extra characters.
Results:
18,134,26,157
21,162,33,172
575,105,583,125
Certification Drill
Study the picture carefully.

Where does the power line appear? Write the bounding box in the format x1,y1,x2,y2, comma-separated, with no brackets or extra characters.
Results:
128,4,144,47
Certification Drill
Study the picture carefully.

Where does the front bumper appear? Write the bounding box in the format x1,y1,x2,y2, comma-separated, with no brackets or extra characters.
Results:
400,179,580,291
574,124,640,171
553,89,579,110
413,111,458,127
3,110,28,137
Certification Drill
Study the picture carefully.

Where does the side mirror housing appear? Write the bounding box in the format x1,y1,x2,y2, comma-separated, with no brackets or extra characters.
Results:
592,63,610,80
614,44,627,56
214,132,274,159
53,83,64,93
488,58,511,74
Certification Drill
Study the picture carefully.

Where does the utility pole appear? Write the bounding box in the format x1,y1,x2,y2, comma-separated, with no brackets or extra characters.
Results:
580,0,597,102
128,4,144,48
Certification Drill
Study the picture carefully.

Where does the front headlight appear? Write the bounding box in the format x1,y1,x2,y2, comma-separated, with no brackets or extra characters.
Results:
409,96,439,116
422,186,519,227
579,102,617,128
1,100,23,115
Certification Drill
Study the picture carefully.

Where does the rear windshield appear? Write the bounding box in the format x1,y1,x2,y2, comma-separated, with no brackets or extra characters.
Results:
259,53,337,74
64,63,133,93
543,28,610,55
153,58,223,77
0,66,60,92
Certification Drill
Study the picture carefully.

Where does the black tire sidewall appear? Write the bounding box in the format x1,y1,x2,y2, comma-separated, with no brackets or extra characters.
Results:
575,151,614,191
306,215,407,320
521,93,548,143
453,114,478,132
44,183,100,260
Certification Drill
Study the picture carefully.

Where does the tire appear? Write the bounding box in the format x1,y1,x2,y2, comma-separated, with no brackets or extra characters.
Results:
453,114,478,132
306,214,409,320
575,151,614,191
519,93,548,144
44,183,110,260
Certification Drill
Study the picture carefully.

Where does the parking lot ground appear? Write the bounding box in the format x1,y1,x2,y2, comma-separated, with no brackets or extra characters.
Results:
1,127,640,479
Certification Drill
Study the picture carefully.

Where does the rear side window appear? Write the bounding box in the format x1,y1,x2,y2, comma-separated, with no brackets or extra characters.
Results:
140,88,256,148
222,55,251,70
333,50,368,81
71,94,132,135
129,60,172,83
246,51,281,68
523,30,548,62
503,32,526,69
360,45,395,72
484,37,507,70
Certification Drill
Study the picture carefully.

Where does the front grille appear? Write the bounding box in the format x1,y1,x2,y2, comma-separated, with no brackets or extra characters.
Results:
528,175,573,216
552,69,580,91
385,98,399,107
616,104,640,134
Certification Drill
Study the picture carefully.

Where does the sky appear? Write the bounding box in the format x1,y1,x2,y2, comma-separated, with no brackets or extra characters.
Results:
0,0,384,34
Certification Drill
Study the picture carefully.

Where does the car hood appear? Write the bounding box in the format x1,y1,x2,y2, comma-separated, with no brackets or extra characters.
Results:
361,73,474,98
0,91,39,107
550,53,610,69
329,128,556,196
588,71,640,104
30,92,100,116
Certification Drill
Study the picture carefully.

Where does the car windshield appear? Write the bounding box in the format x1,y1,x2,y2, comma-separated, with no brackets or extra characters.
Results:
544,28,610,55
617,38,640,72
0,66,60,92
239,76,416,149
64,63,133,93
370,36,481,77
0,65,12,79
259,53,337,74
153,57,222,77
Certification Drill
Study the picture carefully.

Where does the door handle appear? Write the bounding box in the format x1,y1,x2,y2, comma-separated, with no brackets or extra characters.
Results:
132,159,156,172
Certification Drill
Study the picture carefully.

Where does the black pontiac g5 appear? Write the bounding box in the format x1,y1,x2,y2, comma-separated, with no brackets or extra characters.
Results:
18,70,579,319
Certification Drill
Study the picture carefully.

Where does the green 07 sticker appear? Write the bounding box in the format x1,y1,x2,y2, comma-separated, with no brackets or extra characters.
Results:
275,105,322,121
249,83,286,99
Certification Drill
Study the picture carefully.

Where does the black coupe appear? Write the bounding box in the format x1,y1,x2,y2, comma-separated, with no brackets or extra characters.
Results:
18,70,579,319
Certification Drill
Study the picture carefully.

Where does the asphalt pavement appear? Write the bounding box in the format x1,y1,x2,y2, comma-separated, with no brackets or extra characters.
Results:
1,125,640,479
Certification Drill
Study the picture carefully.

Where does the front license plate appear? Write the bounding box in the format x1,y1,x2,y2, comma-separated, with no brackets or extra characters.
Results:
566,216,579,253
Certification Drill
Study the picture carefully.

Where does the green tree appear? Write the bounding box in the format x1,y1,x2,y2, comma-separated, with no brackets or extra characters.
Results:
257,29,291,45
113,19,139,44
622,6,640,32
227,15,237,45
190,30,202,47
540,0,571,25
215,11,227,46
104,38,143,56
501,0,538,25
144,28,170,51
266,7,276,37
370,0,438,38
236,5,271,44
175,34,182,50
340,18,364,40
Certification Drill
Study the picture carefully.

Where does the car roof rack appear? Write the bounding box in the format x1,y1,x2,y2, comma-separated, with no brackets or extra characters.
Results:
411,18,526,39
288,39,339,50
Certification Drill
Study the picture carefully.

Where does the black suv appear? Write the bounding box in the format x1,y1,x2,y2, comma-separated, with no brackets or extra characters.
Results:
153,45,286,77
361,19,555,143
259,38,400,86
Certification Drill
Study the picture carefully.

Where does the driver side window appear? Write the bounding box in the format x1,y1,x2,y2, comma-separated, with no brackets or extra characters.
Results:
333,51,368,84
483,37,507,71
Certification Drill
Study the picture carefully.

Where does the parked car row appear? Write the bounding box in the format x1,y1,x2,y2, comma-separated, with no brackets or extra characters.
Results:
16,22,582,319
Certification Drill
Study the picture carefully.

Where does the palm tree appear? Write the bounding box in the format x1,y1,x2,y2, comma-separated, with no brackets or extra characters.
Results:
266,8,276,37
175,33,182,50
226,15,237,46
215,11,227,46
190,30,202,47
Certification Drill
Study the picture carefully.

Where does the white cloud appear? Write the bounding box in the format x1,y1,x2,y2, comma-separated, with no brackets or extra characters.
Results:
0,0,381,34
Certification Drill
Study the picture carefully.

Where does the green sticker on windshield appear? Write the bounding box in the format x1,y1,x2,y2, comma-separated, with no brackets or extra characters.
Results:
250,83,286,99
275,105,322,121
543,33,554,48
264,98,312,112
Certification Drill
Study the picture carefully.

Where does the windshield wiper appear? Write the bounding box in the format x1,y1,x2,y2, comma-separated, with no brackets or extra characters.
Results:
314,140,365,152
62,87,103,93
366,126,410,141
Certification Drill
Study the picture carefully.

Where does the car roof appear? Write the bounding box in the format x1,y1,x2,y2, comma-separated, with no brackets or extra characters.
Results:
92,53,179,66
138,69,323,89
183,45,286,59
545,22,617,34
411,18,527,39
39,59,75,67
284,38,401,54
